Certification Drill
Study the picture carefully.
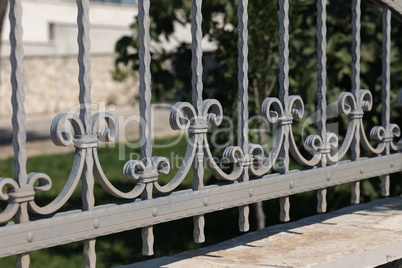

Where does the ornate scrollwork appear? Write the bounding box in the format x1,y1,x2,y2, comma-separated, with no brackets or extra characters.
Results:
303,132,339,165
201,99,244,181
170,102,197,131
285,95,321,167
0,172,53,219
123,157,170,183
50,113,86,147
1,83,400,224
261,97,284,124
0,178,20,222
0,110,122,219
288,95,304,120
91,112,117,142
358,90,373,112
338,92,357,116
202,99,223,127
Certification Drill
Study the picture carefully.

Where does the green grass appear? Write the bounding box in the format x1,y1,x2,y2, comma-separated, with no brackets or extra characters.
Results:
0,136,400,267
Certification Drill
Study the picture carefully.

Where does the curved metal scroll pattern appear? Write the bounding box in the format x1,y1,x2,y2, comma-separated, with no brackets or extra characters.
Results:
287,98,322,168
250,97,288,176
27,112,113,215
0,110,133,219
89,113,146,199
152,102,197,192
202,99,245,181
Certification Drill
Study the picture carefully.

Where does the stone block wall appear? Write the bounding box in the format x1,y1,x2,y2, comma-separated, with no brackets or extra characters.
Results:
0,54,137,117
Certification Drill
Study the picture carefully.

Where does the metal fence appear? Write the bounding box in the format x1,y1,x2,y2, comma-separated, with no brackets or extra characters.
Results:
1,0,402,267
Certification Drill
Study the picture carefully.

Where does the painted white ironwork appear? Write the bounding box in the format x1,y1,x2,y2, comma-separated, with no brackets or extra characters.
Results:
0,0,401,267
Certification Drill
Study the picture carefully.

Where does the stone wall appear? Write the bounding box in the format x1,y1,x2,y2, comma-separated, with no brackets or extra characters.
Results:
0,54,137,117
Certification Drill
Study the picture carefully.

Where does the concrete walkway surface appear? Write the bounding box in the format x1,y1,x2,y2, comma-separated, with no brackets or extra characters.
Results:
0,104,177,159
122,197,402,268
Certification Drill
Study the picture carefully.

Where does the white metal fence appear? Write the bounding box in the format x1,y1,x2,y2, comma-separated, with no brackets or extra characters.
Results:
1,0,402,267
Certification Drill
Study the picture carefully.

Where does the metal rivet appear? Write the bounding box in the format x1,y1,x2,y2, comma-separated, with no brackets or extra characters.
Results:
360,168,364,174
249,189,254,197
390,161,394,168
27,232,33,243
93,219,100,229
203,198,209,206
152,208,158,217
289,181,294,189
326,173,331,181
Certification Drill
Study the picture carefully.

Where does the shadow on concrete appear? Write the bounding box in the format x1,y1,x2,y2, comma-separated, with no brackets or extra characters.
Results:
0,128,50,145
127,197,402,268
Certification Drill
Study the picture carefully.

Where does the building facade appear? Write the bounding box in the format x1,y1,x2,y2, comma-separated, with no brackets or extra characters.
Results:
0,0,137,117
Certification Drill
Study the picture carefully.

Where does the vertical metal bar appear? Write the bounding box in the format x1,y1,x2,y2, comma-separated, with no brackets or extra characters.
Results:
237,0,250,232
381,7,391,197
138,0,155,255
278,0,291,222
191,0,205,243
191,0,203,114
77,0,96,266
9,0,29,266
351,0,361,204
316,0,327,213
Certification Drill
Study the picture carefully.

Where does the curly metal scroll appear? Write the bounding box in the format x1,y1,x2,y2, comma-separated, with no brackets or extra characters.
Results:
247,97,286,176
0,178,20,222
153,102,198,192
90,112,149,199
201,99,245,181
27,113,89,215
334,92,358,160
279,95,322,167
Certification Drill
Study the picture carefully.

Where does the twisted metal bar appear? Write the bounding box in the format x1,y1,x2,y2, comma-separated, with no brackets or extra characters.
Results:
77,0,96,265
351,0,361,204
237,0,251,232
316,0,328,213
381,7,391,197
191,0,206,243
9,0,30,265
138,0,155,255
278,0,291,223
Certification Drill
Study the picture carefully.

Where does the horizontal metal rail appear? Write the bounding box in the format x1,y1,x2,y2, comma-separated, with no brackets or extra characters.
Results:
0,152,401,258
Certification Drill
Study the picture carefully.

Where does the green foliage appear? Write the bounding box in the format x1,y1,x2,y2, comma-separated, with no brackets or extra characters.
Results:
116,0,402,155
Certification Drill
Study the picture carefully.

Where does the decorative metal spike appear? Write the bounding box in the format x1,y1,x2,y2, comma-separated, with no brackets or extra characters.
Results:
239,205,250,232
279,197,290,222
193,215,205,243
317,189,327,213
351,181,360,205
142,226,154,256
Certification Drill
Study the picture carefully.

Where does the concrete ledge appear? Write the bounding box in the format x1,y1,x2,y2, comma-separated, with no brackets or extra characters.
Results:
121,197,402,268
